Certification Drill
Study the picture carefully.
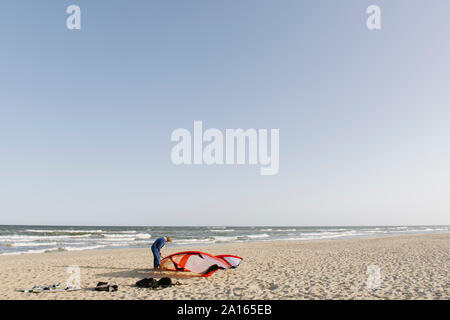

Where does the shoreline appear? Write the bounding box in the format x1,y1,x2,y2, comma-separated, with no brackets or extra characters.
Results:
0,233,448,299
1,230,449,257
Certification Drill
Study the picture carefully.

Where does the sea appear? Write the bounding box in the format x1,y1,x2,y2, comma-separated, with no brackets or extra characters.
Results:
0,225,448,256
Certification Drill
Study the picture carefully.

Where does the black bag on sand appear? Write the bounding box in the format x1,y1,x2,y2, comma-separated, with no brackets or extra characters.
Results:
95,282,118,292
157,277,172,288
136,278,159,288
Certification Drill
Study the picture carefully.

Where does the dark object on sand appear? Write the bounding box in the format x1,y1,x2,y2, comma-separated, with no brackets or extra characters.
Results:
203,264,221,275
17,283,81,293
136,278,159,288
157,277,172,288
95,282,118,292
136,277,176,289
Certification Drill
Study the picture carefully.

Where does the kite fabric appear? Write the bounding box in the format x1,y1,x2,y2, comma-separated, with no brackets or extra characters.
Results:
159,251,243,276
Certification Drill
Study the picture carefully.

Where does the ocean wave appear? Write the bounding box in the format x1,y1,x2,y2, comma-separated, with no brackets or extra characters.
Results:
1,249,50,255
365,230,388,233
1,225,448,255
6,242,58,247
388,228,438,233
98,237,135,242
101,233,151,240
0,247,66,255
246,234,270,239
173,238,212,243
214,236,239,242
173,238,215,245
0,234,92,241
102,234,134,238
98,242,135,247
300,231,340,236
112,230,138,234
62,245,106,251
135,233,151,239
25,229,105,233
281,237,312,241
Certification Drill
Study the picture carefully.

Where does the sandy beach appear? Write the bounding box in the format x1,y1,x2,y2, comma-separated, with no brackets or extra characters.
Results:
0,233,448,300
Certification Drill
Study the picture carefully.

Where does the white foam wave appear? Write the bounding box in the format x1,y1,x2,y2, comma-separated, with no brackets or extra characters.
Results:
173,238,211,243
135,233,151,239
100,237,135,242
173,239,215,245
214,236,239,242
246,234,270,239
25,229,105,233
6,242,58,247
102,233,150,240
112,230,138,234
63,245,106,251
102,234,133,238
1,249,54,255
98,242,134,247
0,234,91,242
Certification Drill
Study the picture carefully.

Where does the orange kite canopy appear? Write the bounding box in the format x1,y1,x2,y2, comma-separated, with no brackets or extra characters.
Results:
160,251,243,277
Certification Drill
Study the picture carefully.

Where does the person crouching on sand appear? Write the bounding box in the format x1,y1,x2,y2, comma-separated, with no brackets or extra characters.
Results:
151,236,172,269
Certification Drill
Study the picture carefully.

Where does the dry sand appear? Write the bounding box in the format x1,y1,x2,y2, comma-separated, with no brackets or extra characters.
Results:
0,233,448,300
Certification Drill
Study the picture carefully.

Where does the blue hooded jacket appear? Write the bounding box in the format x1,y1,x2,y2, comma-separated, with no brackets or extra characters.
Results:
151,237,167,251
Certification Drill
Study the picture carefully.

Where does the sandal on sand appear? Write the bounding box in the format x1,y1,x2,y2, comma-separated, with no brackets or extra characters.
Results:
18,283,80,293
95,282,118,292
17,285,42,293
43,283,62,292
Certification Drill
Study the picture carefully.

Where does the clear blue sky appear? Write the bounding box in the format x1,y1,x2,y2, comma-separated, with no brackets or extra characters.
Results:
1,1,450,226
